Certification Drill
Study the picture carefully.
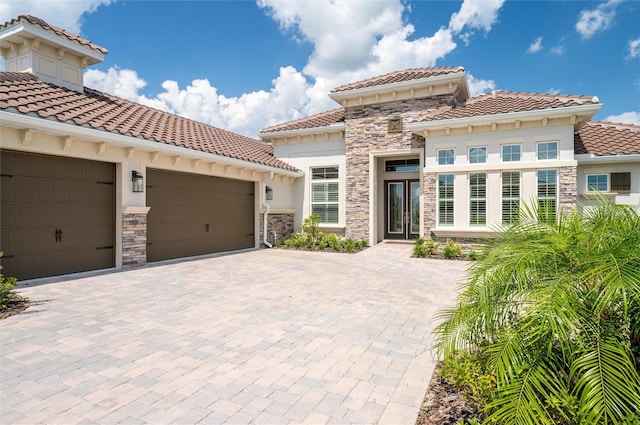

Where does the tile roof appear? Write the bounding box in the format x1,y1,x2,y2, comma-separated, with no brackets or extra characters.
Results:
413,91,599,122
574,121,640,156
260,108,345,134
0,72,298,172
331,67,465,93
1,15,108,55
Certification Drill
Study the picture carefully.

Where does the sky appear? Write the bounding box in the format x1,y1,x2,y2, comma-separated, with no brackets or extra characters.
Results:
0,0,639,138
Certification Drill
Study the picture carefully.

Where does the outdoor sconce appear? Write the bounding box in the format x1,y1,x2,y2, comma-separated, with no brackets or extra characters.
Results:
265,186,273,200
132,171,144,193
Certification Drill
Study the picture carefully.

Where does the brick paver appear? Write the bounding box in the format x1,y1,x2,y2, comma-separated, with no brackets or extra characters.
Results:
0,243,466,424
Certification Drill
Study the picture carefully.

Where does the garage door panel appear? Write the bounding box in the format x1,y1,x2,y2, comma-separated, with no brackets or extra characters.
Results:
147,169,255,262
0,150,115,280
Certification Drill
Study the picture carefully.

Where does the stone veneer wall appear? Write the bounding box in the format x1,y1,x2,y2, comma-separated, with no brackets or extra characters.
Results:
344,95,455,241
559,165,577,214
122,209,149,267
259,212,294,246
423,172,437,233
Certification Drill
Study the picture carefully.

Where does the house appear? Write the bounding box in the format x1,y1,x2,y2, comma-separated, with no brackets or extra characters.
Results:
260,69,640,246
0,15,302,280
1,14,638,281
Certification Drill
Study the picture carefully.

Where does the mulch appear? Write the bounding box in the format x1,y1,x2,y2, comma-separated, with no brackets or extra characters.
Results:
416,363,482,425
0,294,30,320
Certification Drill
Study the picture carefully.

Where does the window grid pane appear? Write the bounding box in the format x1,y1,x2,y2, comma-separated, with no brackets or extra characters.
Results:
502,144,521,162
502,171,520,224
437,149,454,165
469,147,487,164
438,174,454,225
587,174,608,192
469,173,487,226
537,142,558,160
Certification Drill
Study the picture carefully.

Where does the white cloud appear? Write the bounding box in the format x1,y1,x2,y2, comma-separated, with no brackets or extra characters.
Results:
527,36,543,54
551,45,565,55
628,38,640,59
85,66,312,138
0,0,112,34
605,111,640,125
575,0,618,40
78,0,502,136
467,73,495,96
547,88,561,95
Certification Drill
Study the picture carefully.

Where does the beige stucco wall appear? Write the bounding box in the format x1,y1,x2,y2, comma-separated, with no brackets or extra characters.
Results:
272,136,346,232
577,160,640,208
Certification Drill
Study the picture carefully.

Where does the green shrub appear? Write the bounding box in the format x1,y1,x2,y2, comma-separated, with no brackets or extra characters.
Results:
413,237,439,257
301,214,321,244
283,232,308,248
0,252,18,310
343,238,357,253
440,350,496,413
442,238,462,258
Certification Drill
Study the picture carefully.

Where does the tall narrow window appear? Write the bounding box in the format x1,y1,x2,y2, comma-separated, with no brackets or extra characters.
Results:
469,173,487,226
311,166,339,224
469,147,487,164
537,169,557,223
438,174,454,225
502,171,520,225
537,142,558,160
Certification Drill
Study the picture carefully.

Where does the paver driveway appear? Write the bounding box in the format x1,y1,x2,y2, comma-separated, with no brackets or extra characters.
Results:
0,243,467,424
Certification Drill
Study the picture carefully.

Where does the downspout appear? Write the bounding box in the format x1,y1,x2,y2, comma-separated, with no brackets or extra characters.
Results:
261,180,272,248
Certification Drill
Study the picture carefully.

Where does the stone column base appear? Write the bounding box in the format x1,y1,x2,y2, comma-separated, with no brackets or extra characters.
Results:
122,207,150,267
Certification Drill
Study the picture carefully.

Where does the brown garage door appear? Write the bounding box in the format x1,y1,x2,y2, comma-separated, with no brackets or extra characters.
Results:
0,150,115,280
146,169,255,262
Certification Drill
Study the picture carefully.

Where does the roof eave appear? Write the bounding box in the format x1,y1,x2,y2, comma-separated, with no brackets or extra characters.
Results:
0,110,303,177
328,71,469,103
0,21,105,64
259,122,346,140
407,103,602,133
575,153,640,163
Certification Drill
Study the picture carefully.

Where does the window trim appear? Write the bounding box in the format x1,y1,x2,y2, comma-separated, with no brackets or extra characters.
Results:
586,174,609,192
437,148,455,166
537,141,558,160
501,144,521,162
468,146,487,164
310,166,340,224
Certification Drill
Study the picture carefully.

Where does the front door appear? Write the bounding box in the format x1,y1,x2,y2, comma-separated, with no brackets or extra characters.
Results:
384,179,420,240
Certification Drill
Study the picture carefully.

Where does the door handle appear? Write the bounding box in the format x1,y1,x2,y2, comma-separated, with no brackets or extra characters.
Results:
55,228,62,242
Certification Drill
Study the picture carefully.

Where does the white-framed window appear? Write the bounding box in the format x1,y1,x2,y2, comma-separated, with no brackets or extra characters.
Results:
501,144,521,162
537,141,558,160
502,171,520,225
587,174,609,192
469,172,487,226
311,166,339,224
537,169,557,223
437,149,455,165
438,174,454,226
469,146,487,164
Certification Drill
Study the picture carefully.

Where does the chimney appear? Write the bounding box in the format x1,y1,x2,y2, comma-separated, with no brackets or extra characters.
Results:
0,15,107,92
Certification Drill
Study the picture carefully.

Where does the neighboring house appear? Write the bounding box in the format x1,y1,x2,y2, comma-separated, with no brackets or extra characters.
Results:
260,69,640,246
1,15,639,281
0,15,301,280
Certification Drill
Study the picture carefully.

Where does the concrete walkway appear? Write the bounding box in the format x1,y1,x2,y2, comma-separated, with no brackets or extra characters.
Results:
0,243,467,424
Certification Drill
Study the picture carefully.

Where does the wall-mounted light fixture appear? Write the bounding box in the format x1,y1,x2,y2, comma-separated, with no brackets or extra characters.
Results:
132,171,144,193
265,185,273,200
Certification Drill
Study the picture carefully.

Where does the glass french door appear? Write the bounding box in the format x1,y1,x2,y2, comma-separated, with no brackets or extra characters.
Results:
384,179,420,239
